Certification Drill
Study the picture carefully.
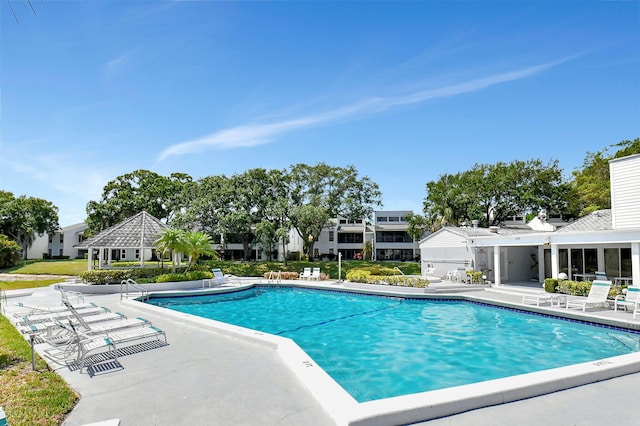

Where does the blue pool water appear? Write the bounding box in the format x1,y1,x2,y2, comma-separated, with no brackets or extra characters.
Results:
146,287,640,402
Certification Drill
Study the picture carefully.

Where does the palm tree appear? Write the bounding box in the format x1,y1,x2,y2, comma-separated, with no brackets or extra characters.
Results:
182,231,216,271
154,228,187,272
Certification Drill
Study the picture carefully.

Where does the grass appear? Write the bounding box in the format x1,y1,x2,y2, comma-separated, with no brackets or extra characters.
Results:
4,260,87,276
0,314,78,426
0,280,65,291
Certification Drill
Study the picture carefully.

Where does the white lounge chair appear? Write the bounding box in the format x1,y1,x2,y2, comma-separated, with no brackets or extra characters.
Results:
300,267,312,280
311,267,321,281
44,320,167,373
565,280,612,312
204,268,229,287
615,286,640,312
522,293,566,306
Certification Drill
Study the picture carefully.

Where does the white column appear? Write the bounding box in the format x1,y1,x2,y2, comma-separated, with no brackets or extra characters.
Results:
108,248,113,268
551,244,559,278
537,246,545,283
632,242,640,287
87,249,92,271
493,245,501,286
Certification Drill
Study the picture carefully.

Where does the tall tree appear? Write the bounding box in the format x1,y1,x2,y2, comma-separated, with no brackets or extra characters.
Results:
287,163,382,260
572,138,640,216
423,159,573,228
182,231,216,271
0,191,59,259
85,170,194,235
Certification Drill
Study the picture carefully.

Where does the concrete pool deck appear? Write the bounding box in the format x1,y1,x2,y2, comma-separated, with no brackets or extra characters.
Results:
3,279,640,426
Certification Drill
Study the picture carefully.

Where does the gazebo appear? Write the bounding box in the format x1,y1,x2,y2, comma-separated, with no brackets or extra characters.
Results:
76,211,168,270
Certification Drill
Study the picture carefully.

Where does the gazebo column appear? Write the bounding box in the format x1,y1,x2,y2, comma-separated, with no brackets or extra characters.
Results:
87,250,92,271
107,247,113,268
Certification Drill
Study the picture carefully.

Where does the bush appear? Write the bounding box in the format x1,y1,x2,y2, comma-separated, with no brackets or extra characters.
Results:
0,234,21,268
544,278,558,293
262,271,300,280
346,269,372,282
155,270,212,283
79,269,133,285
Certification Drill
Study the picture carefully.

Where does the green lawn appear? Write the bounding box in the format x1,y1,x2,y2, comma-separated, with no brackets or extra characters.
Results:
0,314,78,426
4,260,87,276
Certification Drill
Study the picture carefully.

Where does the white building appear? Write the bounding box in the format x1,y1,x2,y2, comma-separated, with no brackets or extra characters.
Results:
419,153,640,286
26,222,88,259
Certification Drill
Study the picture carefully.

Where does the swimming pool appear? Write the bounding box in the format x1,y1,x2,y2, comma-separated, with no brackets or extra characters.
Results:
146,286,640,403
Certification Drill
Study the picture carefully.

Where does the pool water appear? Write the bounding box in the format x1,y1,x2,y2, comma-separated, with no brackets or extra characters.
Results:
147,287,640,402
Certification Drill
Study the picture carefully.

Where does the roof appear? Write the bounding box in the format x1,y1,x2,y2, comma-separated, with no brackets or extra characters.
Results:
76,211,168,248
556,209,613,233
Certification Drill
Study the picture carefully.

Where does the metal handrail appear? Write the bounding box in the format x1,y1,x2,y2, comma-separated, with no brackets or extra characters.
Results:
120,278,149,301
267,271,282,284
393,267,405,276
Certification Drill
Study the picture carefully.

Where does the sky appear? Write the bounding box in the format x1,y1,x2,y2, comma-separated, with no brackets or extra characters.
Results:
1,1,639,227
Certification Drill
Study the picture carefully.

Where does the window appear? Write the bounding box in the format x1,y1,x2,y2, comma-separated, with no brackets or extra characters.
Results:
329,231,334,242
59,249,63,256
337,233,363,244
48,234,53,243
377,217,388,222
339,219,347,224
59,234,64,243
605,247,632,278
375,231,412,243
135,249,140,260
121,249,126,259
389,216,399,222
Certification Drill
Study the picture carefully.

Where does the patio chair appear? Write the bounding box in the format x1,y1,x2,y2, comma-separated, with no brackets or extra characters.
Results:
300,267,312,280
311,267,321,281
14,301,98,316
615,286,640,312
565,280,612,312
203,268,229,287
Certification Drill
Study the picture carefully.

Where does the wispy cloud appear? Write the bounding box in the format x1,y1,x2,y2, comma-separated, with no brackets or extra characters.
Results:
159,56,575,161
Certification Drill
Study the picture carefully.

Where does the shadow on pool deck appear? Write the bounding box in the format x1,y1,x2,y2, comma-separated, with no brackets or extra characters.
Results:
3,281,640,426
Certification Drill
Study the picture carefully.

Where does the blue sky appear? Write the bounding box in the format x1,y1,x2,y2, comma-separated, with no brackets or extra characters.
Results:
1,1,639,227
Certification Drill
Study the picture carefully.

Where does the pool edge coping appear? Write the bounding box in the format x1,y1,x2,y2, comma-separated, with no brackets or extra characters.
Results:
126,282,640,426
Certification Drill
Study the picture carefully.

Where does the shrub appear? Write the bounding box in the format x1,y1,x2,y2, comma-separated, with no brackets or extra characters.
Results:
155,270,212,283
544,278,558,293
346,269,372,282
0,234,21,268
79,269,133,285
262,271,300,280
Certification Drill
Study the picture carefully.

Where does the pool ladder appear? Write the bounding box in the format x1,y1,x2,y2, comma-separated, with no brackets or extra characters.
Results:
266,271,282,284
120,278,150,302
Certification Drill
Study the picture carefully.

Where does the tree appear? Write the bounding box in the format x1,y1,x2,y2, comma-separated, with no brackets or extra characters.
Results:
0,191,59,259
86,170,194,235
182,231,216,271
0,234,21,268
154,228,187,272
572,138,640,216
405,213,431,241
423,159,573,228
287,163,382,260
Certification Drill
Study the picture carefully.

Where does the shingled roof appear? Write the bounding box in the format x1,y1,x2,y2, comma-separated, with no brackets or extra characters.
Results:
556,209,613,233
76,211,168,248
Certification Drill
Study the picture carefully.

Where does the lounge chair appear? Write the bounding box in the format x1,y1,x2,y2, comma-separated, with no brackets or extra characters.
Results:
615,286,640,312
44,320,167,373
203,268,230,287
15,305,111,326
300,267,312,280
565,280,612,312
20,311,128,336
522,292,565,307
311,267,321,281
61,300,151,334
14,301,98,316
